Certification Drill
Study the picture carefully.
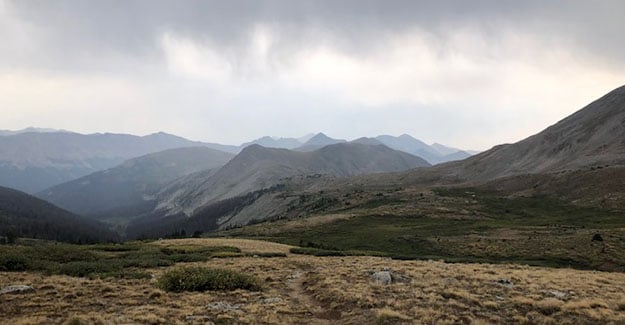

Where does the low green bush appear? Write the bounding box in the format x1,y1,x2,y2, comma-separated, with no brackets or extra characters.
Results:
157,266,261,292
289,247,346,256
0,253,30,271
0,242,253,279
58,261,120,277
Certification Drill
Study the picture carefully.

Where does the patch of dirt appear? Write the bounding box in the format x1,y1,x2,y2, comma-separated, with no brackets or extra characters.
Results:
286,270,341,324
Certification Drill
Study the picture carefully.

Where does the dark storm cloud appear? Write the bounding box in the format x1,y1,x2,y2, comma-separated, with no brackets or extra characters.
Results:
4,0,625,72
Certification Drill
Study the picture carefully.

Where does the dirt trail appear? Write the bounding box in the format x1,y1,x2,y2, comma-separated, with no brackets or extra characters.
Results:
286,270,340,324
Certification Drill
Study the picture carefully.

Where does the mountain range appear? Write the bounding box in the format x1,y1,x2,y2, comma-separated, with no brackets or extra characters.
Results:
0,129,474,193
0,131,235,193
124,85,625,238
30,137,427,237
4,85,624,242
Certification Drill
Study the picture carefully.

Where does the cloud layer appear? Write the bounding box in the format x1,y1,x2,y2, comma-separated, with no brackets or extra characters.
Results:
1,0,624,149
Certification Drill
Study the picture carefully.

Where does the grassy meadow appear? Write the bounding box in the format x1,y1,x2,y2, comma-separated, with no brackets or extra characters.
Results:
222,187,625,271
2,238,625,324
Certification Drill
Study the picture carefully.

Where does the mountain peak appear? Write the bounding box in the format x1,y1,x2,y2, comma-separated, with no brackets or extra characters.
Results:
304,133,345,146
398,134,417,140
351,137,384,146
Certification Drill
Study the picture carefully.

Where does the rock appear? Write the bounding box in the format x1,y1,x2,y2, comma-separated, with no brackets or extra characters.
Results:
496,279,514,287
592,234,603,242
369,269,411,285
207,302,243,314
371,271,392,285
544,290,569,300
263,297,283,304
0,285,35,295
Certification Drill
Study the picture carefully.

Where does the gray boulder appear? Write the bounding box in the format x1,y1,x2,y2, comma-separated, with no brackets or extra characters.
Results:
0,285,35,295
207,301,243,314
370,269,412,285
371,271,392,285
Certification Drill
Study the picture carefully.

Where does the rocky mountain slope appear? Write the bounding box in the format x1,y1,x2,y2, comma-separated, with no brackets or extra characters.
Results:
0,186,117,243
36,147,234,221
428,85,625,182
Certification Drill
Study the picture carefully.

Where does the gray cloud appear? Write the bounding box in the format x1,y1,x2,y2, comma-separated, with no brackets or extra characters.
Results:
4,0,625,72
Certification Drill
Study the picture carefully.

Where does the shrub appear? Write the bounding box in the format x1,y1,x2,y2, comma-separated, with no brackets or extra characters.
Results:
289,247,346,256
157,266,261,292
34,244,98,263
107,270,152,279
119,258,173,268
58,261,120,277
0,253,30,271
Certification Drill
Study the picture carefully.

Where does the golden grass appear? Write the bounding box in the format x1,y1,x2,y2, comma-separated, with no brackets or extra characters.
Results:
2,238,625,324
152,237,293,254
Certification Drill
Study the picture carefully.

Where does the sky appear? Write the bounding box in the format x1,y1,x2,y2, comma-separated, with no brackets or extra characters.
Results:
1,0,624,150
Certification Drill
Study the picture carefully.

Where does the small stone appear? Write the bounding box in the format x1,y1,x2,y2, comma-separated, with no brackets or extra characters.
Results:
263,297,283,304
207,302,243,314
371,271,392,285
0,285,35,295
545,290,569,299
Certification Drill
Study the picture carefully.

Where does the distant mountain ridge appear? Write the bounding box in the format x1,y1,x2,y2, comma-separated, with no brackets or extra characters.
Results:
241,133,474,164
0,127,474,193
0,127,69,136
240,136,302,150
375,134,473,164
36,147,235,223
0,131,236,193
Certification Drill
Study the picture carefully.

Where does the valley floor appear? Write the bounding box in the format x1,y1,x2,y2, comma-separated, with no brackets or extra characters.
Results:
2,238,625,324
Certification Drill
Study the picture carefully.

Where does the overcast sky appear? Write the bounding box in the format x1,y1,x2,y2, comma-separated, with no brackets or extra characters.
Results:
1,0,624,150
